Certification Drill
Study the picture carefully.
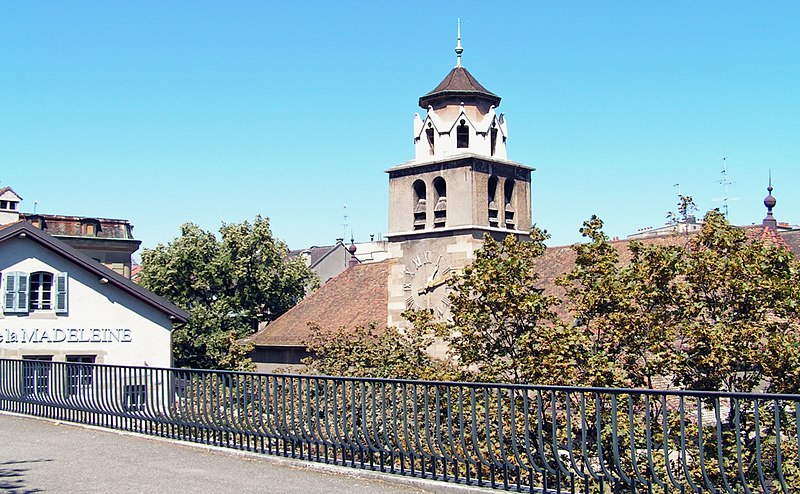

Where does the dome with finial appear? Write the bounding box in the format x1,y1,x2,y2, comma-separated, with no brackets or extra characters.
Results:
762,173,778,231
764,184,776,209
347,239,357,254
418,19,500,111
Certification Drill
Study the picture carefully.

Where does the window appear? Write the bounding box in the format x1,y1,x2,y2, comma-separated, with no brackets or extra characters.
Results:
81,219,100,237
412,180,427,230
124,384,147,412
66,355,95,396
30,272,52,310
432,177,447,228
2,271,68,314
22,356,52,397
504,179,516,229
425,125,435,155
456,120,469,148
488,176,499,227
490,125,498,156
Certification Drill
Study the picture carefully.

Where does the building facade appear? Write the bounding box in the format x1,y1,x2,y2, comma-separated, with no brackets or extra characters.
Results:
247,29,534,368
0,222,188,370
0,187,140,279
385,29,533,326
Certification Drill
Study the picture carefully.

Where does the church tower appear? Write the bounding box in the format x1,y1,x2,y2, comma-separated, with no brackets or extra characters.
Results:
386,23,534,326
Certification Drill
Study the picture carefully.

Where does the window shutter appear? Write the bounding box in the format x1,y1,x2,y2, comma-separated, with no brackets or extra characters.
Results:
2,272,15,313
16,272,29,314
55,272,68,314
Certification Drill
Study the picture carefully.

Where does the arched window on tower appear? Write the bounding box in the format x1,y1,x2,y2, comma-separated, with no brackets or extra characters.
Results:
456,119,469,149
504,179,516,229
433,177,447,228
490,123,498,156
426,124,435,156
488,176,499,228
413,180,427,230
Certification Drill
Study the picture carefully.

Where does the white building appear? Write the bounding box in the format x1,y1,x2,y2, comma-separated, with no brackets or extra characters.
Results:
0,221,188,369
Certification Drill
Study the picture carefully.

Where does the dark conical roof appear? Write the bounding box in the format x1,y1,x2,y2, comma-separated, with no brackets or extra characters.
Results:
419,66,501,109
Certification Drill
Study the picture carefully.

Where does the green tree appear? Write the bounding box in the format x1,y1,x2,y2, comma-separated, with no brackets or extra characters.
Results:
557,215,686,388
444,228,566,384
302,312,456,381
672,210,800,393
139,216,317,370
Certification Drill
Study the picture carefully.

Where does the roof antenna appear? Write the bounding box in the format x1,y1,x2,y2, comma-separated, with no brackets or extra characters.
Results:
455,18,463,68
342,203,349,240
717,157,734,218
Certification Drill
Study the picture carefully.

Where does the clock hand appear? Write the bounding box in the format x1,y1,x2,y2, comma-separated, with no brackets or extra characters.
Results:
417,276,448,296
427,264,439,283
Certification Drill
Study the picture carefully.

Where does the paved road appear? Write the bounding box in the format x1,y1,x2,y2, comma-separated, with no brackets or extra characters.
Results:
0,413,483,494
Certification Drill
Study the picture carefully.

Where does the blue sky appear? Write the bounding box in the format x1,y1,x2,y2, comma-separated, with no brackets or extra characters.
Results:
2,2,798,255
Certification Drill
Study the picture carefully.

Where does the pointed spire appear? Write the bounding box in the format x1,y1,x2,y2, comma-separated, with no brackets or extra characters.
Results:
455,18,463,67
763,171,777,230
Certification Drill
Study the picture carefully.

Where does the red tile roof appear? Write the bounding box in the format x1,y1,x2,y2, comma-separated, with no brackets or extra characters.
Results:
245,260,394,347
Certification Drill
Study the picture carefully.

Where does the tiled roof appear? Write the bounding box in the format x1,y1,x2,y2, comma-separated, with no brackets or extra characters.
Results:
535,235,694,309
538,228,800,308
419,66,501,108
245,259,394,347
248,226,800,350
20,214,136,240
780,230,800,254
288,244,347,268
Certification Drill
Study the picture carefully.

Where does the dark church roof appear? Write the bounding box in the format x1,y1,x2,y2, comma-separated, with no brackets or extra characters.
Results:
419,66,501,109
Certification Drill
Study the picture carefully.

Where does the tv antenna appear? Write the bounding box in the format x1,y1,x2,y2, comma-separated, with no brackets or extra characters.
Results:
713,157,739,218
342,204,349,240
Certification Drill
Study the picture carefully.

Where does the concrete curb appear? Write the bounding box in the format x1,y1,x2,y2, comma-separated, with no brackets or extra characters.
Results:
1,411,498,494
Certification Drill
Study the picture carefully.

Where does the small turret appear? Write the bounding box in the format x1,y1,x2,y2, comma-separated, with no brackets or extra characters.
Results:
413,21,508,162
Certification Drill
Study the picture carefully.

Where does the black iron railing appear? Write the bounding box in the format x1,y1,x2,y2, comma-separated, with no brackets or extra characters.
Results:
1,358,799,493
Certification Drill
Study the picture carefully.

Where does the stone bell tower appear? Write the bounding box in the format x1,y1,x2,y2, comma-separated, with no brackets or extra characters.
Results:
386,22,534,326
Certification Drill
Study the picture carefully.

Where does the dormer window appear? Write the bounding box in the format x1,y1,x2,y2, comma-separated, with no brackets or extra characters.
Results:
433,177,447,228
504,179,516,229
456,120,469,148
488,176,499,228
81,219,100,237
0,200,17,211
426,124,435,155
413,180,427,230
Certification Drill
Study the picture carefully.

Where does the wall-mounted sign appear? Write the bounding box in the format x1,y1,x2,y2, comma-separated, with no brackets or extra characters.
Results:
0,328,132,344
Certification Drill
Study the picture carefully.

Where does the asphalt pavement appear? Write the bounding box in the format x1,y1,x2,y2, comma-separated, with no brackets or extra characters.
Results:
0,412,487,494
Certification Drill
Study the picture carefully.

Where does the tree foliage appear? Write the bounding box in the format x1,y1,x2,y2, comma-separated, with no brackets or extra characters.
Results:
139,216,317,370
304,209,800,394
445,228,566,384
302,311,456,381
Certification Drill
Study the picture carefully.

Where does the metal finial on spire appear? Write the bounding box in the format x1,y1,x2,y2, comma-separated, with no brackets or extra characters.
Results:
763,170,777,230
455,18,463,67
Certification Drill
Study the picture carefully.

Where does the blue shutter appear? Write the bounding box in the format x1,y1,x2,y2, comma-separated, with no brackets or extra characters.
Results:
16,272,29,314
55,272,68,314
2,272,15,313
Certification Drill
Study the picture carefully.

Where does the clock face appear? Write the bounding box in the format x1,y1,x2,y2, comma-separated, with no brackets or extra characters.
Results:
403,250,452,319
